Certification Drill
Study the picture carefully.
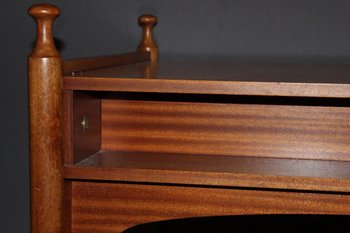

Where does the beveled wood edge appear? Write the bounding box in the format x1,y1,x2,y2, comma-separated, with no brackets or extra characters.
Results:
63,165,350,193
63,76,350,98
63,52,150,74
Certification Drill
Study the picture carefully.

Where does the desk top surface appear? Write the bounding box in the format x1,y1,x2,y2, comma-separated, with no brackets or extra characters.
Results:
80,60,350,84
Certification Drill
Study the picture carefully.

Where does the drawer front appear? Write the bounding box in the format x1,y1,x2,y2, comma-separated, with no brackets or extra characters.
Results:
71,182,350,233
102,100,350,161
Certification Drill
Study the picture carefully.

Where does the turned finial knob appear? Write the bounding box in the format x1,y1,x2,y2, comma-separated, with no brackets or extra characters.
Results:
138,15,158,61
29,3,60,18
28,4,60,57
139,15,157,25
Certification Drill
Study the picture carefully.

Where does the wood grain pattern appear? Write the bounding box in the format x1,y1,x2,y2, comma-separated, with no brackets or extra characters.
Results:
28,5,350,233
63,78,350,98
71,182,350,233
28,4,64,233
63,52,150,74
64,151,350,192
101,99,350,161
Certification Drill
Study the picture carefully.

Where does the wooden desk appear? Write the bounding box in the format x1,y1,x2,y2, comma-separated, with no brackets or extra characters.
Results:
28,4,350,233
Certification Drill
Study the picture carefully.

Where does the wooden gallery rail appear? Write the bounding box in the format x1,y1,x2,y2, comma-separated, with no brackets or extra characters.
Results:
28,3,350,233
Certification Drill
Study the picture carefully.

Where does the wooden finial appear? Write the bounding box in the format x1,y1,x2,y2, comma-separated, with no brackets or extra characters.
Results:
138,15,159,61
29,4,60,57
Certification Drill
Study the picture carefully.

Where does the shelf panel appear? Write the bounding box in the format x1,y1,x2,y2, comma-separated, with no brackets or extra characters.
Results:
101,99,350,161
64,151,350,192
63,61,350,97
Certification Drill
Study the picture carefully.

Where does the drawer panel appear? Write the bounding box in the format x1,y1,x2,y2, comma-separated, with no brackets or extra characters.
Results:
71,182,350,233
102,99,350,161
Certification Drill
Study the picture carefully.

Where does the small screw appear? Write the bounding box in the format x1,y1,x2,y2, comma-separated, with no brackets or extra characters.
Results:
81,116,89,131
71,70,83,77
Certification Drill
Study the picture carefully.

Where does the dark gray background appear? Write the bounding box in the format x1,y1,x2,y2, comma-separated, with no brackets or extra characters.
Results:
2,1,350,232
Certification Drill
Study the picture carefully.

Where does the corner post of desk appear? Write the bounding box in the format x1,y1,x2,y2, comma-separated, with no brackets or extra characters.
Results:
28,4,64,233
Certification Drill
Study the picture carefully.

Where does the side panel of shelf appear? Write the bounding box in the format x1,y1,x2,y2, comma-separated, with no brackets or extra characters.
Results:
71,182,350,233
101,99,350,161
72,92,101,164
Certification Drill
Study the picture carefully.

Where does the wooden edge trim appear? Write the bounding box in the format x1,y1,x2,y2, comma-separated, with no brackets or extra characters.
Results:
63,166,350,193
63,52,150,74
63,77,350,98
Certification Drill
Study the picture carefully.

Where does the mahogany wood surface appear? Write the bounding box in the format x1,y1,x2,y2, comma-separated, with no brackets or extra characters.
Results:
79,61,350,83
28,4,350,233
63,52,150,74
28,4,64,233
101,99,350,161
63,61,350,97
71,182,350,233
64,151,350,192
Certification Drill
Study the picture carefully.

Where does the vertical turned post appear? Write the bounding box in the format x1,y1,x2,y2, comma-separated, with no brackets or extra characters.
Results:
137,15,159,61
28,4,63,233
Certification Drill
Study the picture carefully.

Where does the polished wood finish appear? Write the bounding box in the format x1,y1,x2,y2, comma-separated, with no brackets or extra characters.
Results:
101,99,350,161
63,61,350,98
137,15,158,61
28,5,350,233
64,76,350,98
76,61,350,83
29,4,60,57
28,4,64,233
71,182,350,233
63,52,150,74
65,151,350,192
